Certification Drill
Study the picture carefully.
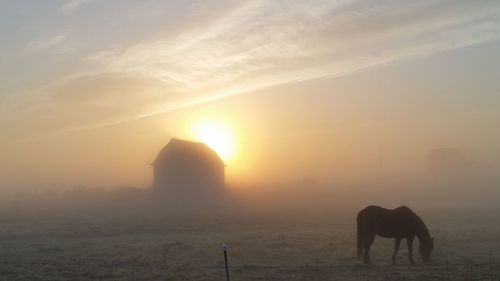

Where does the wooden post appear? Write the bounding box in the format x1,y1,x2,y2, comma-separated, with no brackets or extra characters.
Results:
489,254,493,280
222,244,230,281
130,266,135,281
163,244,168,267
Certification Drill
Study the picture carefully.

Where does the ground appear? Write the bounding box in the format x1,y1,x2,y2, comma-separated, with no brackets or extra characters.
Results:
0,209,499,281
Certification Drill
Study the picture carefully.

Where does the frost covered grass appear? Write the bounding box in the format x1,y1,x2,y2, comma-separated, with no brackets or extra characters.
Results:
0,210,499,280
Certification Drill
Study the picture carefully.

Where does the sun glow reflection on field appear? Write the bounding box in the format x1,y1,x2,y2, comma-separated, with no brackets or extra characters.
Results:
192,119,236,163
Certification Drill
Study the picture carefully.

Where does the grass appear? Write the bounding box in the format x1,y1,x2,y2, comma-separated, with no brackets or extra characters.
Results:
0,210,499,280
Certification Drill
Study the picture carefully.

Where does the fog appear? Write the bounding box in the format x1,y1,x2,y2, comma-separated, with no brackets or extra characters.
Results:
2,160,499,218
2,1,500,280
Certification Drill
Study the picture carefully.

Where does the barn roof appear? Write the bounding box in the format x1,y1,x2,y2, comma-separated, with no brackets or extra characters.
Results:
152,138,225,167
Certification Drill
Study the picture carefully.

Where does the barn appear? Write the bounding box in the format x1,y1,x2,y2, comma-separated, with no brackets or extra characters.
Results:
151,138,225,195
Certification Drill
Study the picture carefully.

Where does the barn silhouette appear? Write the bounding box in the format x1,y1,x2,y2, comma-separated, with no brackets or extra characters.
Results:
151,138,225,197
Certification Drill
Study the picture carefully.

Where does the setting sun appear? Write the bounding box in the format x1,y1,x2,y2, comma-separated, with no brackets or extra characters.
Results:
192,120,236,163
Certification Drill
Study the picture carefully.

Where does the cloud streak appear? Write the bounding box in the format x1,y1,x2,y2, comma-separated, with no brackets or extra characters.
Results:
103,0,500,88
59,0,91,14
2,0,500,140
25,34,67,52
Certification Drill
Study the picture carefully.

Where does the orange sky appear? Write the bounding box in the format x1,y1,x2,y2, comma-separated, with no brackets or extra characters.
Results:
1,1,500,196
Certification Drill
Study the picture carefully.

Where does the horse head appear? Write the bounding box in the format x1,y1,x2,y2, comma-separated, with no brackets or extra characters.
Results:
419,237,434,262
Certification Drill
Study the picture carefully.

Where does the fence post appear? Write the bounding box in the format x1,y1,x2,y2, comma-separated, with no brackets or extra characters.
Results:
489,254,494,280
163,244,168,267
222,244,230,281
130,266,135,281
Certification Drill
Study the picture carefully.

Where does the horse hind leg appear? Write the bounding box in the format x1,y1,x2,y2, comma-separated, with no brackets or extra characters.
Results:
357,224,363,259
363,234,375,264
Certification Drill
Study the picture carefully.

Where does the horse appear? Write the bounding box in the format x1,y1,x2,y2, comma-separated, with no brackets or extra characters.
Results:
356,205,434,265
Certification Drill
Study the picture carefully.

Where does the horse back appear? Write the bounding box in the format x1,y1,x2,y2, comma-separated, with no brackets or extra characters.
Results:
357,205,421,238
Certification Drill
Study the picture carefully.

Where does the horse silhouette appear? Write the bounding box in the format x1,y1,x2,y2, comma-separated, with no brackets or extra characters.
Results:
356,205,434,264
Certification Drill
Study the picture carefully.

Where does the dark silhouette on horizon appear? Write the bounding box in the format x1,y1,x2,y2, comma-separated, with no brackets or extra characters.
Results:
356,205,434,265
151,138,225,199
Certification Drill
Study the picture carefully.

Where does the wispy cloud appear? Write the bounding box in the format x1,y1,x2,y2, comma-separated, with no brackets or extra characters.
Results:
3,0,500,140
25,34,67,52
101,0,500,93
23,31,79,60
1,72,181,140
59,0,91,14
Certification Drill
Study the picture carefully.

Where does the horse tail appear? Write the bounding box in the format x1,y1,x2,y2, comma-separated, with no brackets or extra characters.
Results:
357,221,363,258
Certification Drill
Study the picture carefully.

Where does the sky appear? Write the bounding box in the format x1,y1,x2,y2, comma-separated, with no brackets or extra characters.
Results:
1,0,500,196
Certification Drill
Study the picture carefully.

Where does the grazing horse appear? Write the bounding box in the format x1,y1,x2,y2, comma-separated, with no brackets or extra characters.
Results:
356,205,434,264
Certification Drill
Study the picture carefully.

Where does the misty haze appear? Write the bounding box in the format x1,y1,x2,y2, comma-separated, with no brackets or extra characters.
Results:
1,1,500,280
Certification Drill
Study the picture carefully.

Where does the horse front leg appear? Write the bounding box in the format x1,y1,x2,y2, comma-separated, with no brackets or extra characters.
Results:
407,236,415,265
392,237,401,265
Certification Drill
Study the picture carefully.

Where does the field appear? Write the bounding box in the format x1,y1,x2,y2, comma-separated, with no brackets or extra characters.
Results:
0,209,499,281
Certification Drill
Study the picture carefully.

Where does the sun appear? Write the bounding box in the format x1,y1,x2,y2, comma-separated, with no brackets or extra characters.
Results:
192,119,236,162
